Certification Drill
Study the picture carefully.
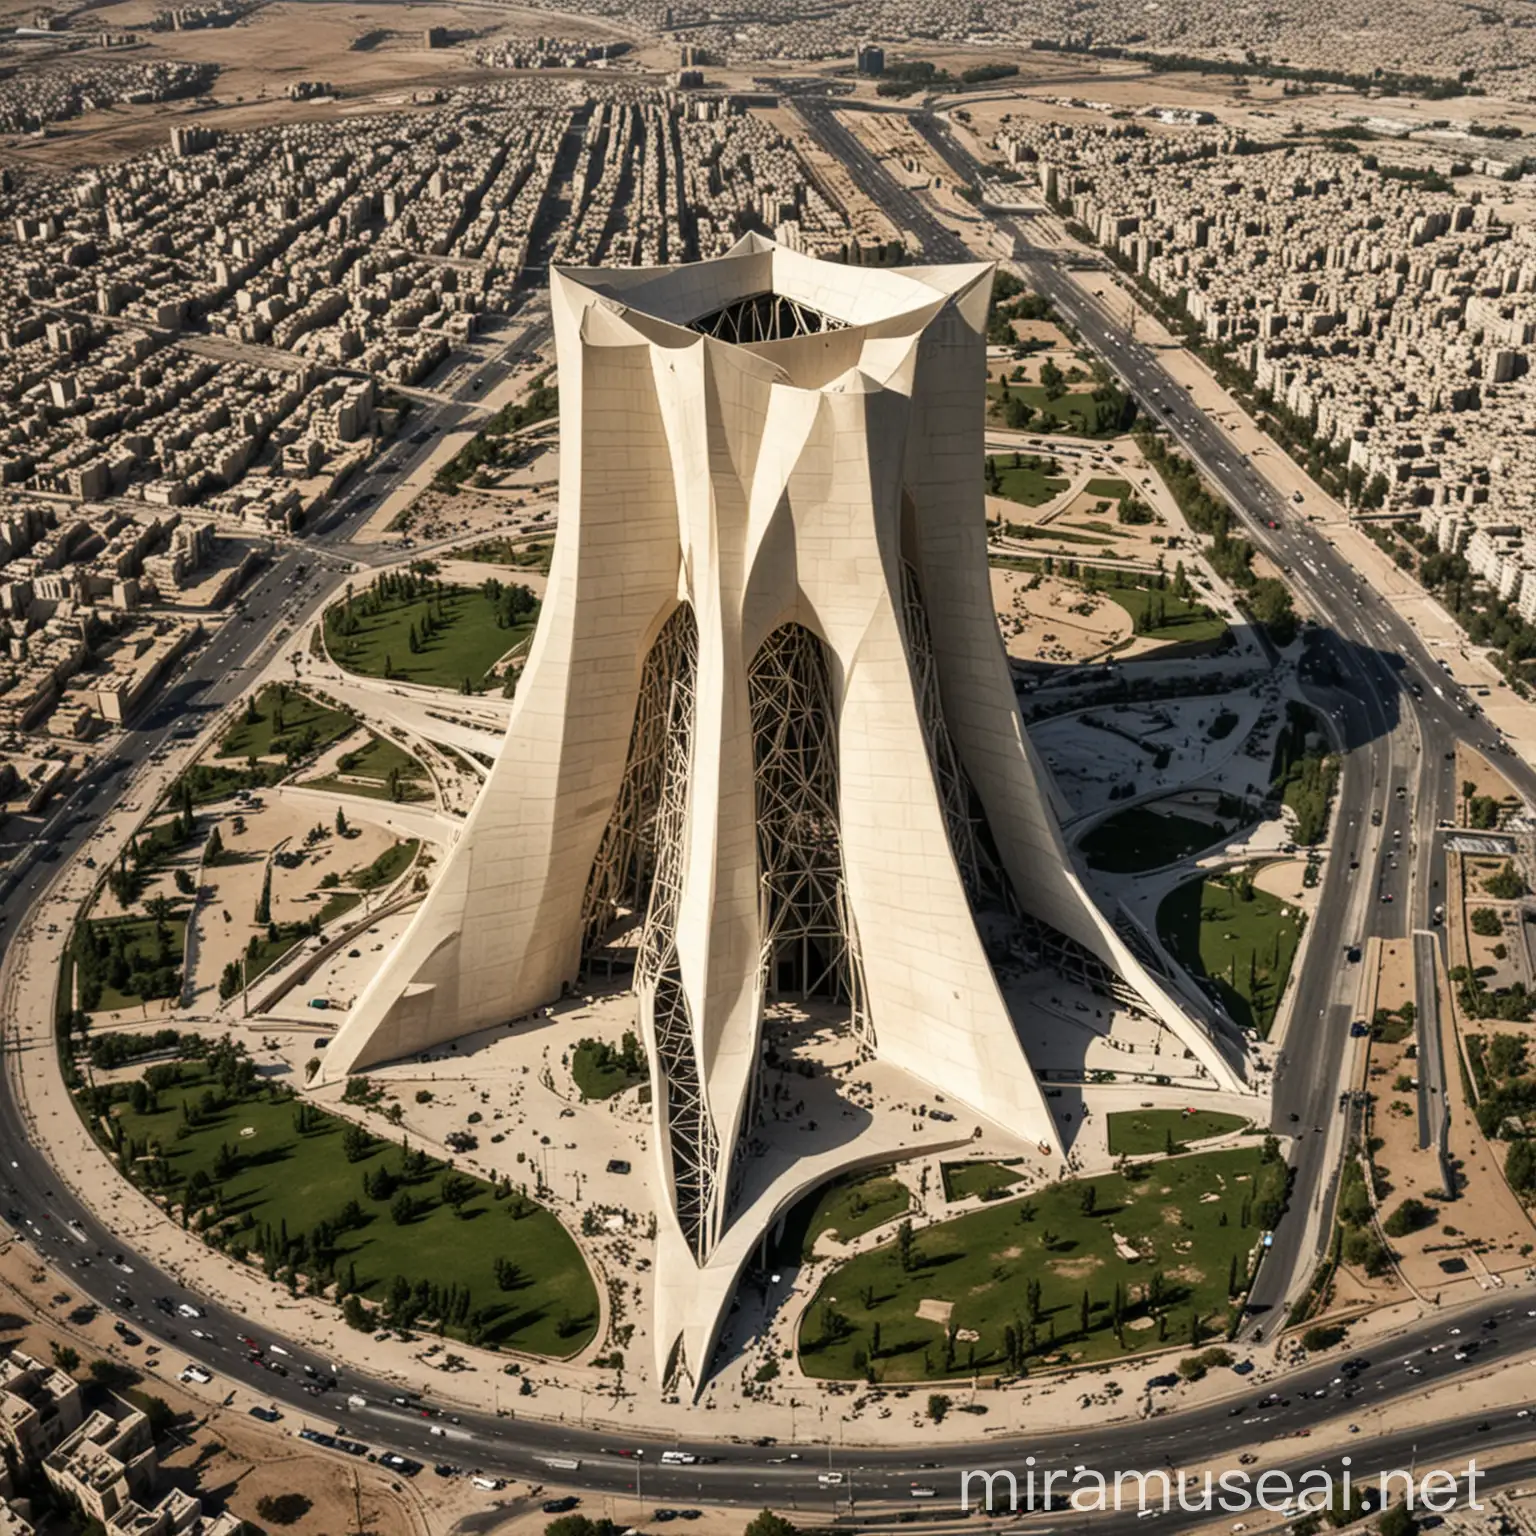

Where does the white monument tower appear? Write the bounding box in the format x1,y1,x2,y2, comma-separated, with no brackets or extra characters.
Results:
319,235,1248,1388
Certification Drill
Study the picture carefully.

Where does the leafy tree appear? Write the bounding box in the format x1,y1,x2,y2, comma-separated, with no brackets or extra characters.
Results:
544,1519,618,1536
1382,1198,1435,1238
1506,1138,1536,1193
87,1359,139,1391
926,1392,951,1423
744,1513,797,1536
1485,861,1526,899
255,1496,312,1526
390,1191,415,1225
1470,907,1504,937
342,1294,375,1332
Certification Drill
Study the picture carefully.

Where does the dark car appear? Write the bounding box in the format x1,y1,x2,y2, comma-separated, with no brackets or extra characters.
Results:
542,1499,579,1515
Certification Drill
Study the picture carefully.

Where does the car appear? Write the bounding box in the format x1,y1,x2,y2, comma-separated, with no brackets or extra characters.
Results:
817,1473,844,1486
177,1303,204,1319
606,1159,631,1175
180,1366,212,1385
540,1498,576,1513
249,1406,282,1423
189,1329,213,1341
679,1513,702,1522
909,1486,936,1498
380,1454,421,1476
654,1512,679,1524
113,1322,142,1345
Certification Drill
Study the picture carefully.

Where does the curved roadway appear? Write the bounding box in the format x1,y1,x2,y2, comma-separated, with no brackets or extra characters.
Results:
0,180,1534,1519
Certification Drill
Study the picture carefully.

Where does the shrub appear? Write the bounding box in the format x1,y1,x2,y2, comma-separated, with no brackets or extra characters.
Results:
1382,1198,1435,1238
1470,907,1503,937
1484,861,1526,900
255,1495,312,1526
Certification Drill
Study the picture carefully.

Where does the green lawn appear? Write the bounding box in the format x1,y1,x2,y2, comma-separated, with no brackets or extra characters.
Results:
986,454,1069,506
219,687,355,763
83,915,188,1011
1100,583,1229,646
1156,871,1304,1038
325,586,535,692
776,1170,912,1262
103,1063,597,1356
987,382,1123,439
244,925,310,981
799,1148,1282,1380
304,734,431,804
462,537,554,574
1079,806,1224,874
571,1037,646,1100
175,761,284,807
1084,477,1132,501
349,839,419,892
941,1161,1025,1202
318,890,363,926
1106,1110,1251,1157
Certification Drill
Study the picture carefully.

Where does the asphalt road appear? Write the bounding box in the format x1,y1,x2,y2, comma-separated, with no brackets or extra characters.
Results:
4,1119,1536,1520
1,141,1535,1517
796,96,1536,1335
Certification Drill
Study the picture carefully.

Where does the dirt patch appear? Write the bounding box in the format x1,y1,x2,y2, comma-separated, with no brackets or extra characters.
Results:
1253,858,1310,908
989,568,1130,663
1047,1255,1104,1280
915,1297,954,1325
1455,741,1524,816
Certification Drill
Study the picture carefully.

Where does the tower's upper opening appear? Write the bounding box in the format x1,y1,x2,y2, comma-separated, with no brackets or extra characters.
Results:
689,291,846,345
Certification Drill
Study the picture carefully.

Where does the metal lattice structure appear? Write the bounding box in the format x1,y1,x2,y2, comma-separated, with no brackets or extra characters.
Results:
690,290,844,344
748,622,870,1049
901,559,1144,1010
900,559,992,907
630,606,721,1263
580,608,695,955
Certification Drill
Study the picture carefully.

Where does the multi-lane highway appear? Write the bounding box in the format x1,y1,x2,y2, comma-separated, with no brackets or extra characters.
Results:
792,94,1536,1335
3,133,1536,1518
4,1115,1536,1521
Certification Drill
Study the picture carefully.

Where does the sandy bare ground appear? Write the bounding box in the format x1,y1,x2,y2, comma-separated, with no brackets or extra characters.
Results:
1367,929,1536,1300
190,795,398,1008
1252,858,1312,911
990,567,1130,662
1456,741,1525,819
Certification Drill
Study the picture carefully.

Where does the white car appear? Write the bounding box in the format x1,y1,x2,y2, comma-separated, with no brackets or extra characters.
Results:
179,1366,212,1385
177,1303,204,1319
